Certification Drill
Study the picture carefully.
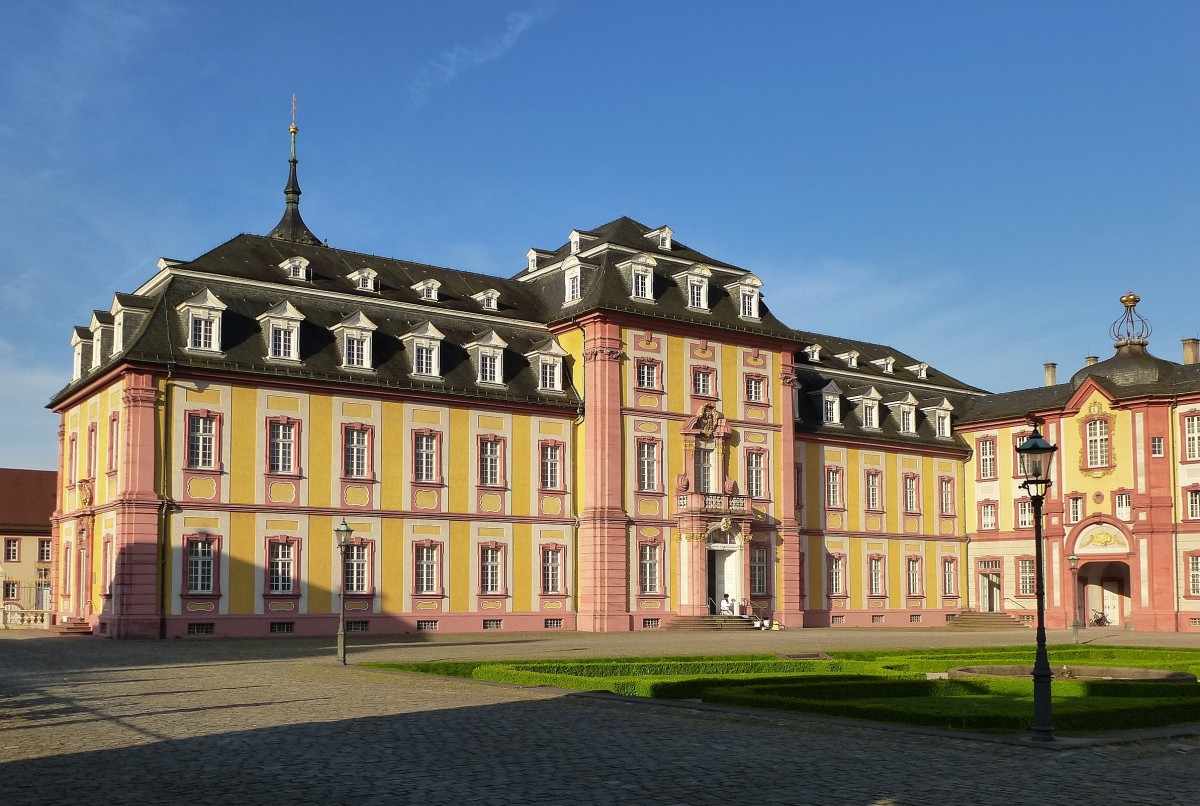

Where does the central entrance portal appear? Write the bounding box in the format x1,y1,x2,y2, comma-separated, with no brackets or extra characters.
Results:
706,546,741,613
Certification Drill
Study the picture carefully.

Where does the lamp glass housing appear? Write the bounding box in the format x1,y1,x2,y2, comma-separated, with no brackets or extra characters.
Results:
1016,426,1057,496
334,519,353,547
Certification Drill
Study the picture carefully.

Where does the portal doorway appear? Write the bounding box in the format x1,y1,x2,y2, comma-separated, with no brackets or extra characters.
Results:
1079,561,1130,627
980,573,1002,612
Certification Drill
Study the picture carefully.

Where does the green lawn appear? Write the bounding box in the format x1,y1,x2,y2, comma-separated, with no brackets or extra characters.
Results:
366,646,1200,735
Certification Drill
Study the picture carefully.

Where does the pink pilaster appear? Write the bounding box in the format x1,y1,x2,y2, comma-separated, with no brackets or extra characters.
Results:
576,320,631,631
776,353,804,626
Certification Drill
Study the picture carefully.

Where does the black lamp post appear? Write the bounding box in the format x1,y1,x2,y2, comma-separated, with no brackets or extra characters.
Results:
334,519,353,665
1068,554,1080,645
1016,425,1058,742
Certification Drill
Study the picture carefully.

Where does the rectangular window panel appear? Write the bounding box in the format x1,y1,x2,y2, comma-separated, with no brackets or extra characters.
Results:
344,428,368,478
639,544,659,594
415,434,437,483
540,444,561,489
981,503,997,530
633,271,650,299
826,468,841,508
1019,558,1036,596
979,440,996,479
1069,497,1083,523
1189,490,1200,520
936,412,950,438
940,478,953,515
638,442,658,492
693,370,711,396
1115,493,1131,521
636,362,658,390
191,316,213,350
1190,555,1200,597
907,558,921,596
479,353,499,384
900,408,914,433
5,539,19,563
1018,501,1034,529
542,548,562,594
344,544,367,594
479,440,501,486
416,546,438,594
827,555,844,596
1188,416,1200,461
866,473,880,510
750,546,768,595
344,336,367,368
414,344,435,375
943,558,956,596
539,359,560,391
39,539,52,563
187,539,215,594
745,376,764,403
740,290,757,318
688,280,705,308
271,325,293,359
694,447,714,494
269,422,295,474
1087,419,1110,468
268,542,293,595
904,476,919,512
747,452,765,498
480,546,502,594
1151,436,1164,457
862,402,877,429
869,557,884,596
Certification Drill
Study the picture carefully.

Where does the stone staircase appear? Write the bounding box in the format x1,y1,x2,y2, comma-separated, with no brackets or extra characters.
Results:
666,615,762,631
948,611,1029,630
51,617,93,636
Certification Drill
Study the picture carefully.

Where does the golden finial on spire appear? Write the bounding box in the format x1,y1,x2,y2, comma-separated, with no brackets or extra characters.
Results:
1110,291,1151,345
1120,290,1140,309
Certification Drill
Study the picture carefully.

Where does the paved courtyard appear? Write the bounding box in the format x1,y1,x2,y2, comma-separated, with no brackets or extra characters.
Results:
2,628,1199,805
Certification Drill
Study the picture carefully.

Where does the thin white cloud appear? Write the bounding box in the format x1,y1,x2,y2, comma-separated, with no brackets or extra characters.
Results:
407,4,554,105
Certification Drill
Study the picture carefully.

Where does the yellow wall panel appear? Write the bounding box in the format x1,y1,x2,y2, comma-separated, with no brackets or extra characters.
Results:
228,512,256,614
308,515,332,614
308,394,332,508
666,335,685,411
186,388,221,404
449,521,470,611
513,523,532,612
266,395,300,412
230,385,257,502
512,415,531,514
448,408,470,512
380,518,405,613
380,401,406,511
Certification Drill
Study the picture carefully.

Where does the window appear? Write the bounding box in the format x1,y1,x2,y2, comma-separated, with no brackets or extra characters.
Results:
637,441,659,492
414,433,439,483
1189,489,1200,519
939,478,954,516
825,467,842,509
539,358,561,392
177,289,226,352
868,556,885,596
565,267,581,303
687,278,707,309
414,342,438,376
478,351,500,384
4,538,18,563
350,269,378,292
186,537,216,595
344,335,368,368
827,555,845,596
907,557,922,596
1069,497,1083,523
343,427,370,479
823,396,840,424
694,446,715,494
1151,436,1164,457
861,401,878,429
639,543,660,594
1019,558,1036,596
86,425,97,479
479,438,502,487
542,546,563,594
899,407,915,434
187,414,217,470
259,302,305,361
746,451,765,499
693,369,713,397
978,439,996,480
279,256,309,280
472,289,499,310
190,316,214,351
980,502,997,530
935,412,950,438
1115,492,1131,520
2,581,17,600
633,268,652,300
38,539,51,563
107,413,119,473
1086,419,1110,468
267,540,297,595
904,475,920,513
480,545,504,595
268,420,297,475
745,376,765,403
750,545,768,595
636,361,659,390
412,279,441,302
1190,554,1200,597
540,444,561,490
344,543,368,594
1187,416,1200,461
866,472,881,510
270,324,295,360
739,288,759,319
1017,500,1034,528
942,558,957,596
415,544,440,594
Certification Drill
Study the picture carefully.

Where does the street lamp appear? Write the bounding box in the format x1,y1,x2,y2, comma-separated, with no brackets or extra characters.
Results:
1016,424,1058,742
1068,554,1080,645
334,518,353,665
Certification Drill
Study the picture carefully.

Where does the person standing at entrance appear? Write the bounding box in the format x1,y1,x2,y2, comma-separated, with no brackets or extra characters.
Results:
719,594,734,616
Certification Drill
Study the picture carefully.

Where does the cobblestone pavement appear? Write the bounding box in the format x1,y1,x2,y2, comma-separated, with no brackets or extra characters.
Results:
2,629,1199,805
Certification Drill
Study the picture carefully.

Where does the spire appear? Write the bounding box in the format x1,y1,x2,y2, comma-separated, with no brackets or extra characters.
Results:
267,96,322,246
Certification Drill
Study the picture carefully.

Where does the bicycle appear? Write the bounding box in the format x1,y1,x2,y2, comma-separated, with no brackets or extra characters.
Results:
1090,609,1111,627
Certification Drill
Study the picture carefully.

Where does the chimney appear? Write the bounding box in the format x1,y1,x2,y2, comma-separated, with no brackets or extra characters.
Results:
1183,338,1199,365
1043,363,1057,386
1085,355,1099,366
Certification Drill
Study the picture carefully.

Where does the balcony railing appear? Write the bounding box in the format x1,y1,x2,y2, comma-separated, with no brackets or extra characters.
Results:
675,492,751,515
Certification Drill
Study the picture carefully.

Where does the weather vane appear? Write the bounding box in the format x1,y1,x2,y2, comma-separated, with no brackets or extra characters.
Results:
290,94,298,135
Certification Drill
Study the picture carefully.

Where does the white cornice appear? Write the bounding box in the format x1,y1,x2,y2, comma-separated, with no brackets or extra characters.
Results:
797,364,987,398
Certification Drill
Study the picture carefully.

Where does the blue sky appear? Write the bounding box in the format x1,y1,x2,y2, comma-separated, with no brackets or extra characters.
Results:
2,1,1199,470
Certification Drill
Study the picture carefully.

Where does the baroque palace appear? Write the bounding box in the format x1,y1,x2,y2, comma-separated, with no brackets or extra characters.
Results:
49,129,1200,637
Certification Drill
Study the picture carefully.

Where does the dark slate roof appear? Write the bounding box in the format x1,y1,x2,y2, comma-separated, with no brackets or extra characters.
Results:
956,383,1075,425
113,292,154,310
791,329,988,393
1068,342,1179,390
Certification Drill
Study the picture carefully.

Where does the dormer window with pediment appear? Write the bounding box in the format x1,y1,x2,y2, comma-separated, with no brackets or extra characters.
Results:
331,312,377,371
621,254,657,302
726,274,763,320
564,263,582,304
257,301,305,362
569,230,582,255
526,339,568,393
348,268,378,292
70,327,93,382
676,265,712,311
906,362,929,380
279,256,310,282
921,398,954,439
403,322,444,379
645,226,673,250
472,289,500,311
804,344,822,363
886,392,920,435
872,356,895,374
466,330,508,386
177,289,227,354
836,350,859,368
849,387,883,430
88,311,113,370
526,249,539,272
412,279,441,302
812,381,844,426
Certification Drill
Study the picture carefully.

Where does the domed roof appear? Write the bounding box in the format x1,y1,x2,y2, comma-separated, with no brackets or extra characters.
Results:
1070,292,1179,389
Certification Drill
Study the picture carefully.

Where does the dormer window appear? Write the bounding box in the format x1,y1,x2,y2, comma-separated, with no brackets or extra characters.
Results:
569,230,581,255
176,289,227,354
906,362,929,380
936,411,950,437
257,301,305,362
331,312,377,371
526,249,539,272
645,226,673,250
871,357,895,374
623,254,657,302
804,344,822,363
676,265,712,311
564,266,582,304
836,350,859,368
412,279,441,302
70,327,93,382
279,256,310,282
403,322,444,379
465,330,508,387
740,289,758,318
921,398,954,439
347,268,378,292
472,289,500,311
525,339,568,393
726,274,763,320
823,396,841,424
862,400,879,428
849,387,883,430
899,406,915,433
